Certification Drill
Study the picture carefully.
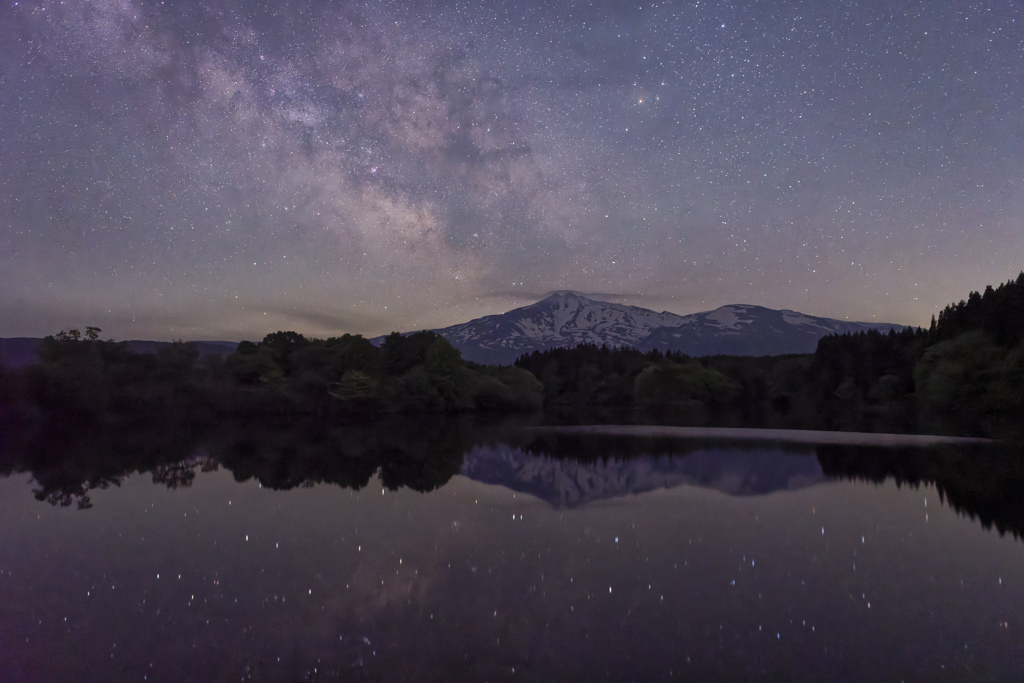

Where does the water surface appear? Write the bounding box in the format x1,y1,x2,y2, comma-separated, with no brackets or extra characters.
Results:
0,418,1021,681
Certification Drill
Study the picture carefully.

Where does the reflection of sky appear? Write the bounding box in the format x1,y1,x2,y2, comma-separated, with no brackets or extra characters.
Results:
1,461,1022,680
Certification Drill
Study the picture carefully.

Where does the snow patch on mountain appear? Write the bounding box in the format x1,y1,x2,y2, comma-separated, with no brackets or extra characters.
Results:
781,310,820,328
704,306,745,329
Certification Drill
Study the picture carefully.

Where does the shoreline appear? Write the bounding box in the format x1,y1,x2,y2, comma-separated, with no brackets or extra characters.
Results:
525,424,994,447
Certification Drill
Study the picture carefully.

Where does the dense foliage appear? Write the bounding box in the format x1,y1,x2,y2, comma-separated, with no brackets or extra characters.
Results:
930,272,1024,346
0,329,541,423
224,329,542,414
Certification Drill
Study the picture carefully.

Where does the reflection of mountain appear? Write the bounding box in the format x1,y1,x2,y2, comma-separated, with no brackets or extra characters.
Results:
460,442,825,507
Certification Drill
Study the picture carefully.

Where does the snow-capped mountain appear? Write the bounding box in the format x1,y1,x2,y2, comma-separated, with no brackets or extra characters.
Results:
409,292,907,364
460,442,825,508
432,291,689,364
639,304,908,357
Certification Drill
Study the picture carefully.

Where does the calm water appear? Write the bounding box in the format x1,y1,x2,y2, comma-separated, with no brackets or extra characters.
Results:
0,417,1022,681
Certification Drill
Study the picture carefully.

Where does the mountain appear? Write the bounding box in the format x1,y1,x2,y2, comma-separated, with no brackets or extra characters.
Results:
432,291,690,364
388,292,908,364
639,304,908,357
460,442,825,508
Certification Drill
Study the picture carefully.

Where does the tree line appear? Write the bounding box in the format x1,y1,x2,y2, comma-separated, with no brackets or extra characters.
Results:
0,329,542,423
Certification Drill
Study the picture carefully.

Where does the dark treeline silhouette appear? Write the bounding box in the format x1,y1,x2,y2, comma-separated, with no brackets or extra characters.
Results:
514,344,661,407
0,328,542,424
816,272,1024,439
514,340,922,434
0,331,218,423
930,271,1024,346
224,329,542,414
806,327,928,433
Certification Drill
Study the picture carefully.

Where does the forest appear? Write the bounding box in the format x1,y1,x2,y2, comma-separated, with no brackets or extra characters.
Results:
1,273,1022,441
0,329,542,423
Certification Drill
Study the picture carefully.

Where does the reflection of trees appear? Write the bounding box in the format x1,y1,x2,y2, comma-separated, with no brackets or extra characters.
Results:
218,428,380,491
36,477,122,510
817,444,1024,539
0,414,510,508
216,417,472,493
0,416,210,509
151,456,219,489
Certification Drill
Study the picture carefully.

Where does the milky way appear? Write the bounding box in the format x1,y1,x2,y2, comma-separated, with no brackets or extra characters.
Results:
1,0,1022,340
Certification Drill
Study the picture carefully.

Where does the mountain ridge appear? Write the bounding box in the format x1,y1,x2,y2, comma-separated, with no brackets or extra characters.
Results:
379,292,909,364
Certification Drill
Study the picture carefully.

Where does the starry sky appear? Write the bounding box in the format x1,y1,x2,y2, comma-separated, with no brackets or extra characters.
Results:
2,0,1023,341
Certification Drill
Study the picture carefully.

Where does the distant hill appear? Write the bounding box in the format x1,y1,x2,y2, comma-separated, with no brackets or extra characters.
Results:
374,292,909,364
638,303,908,356
0,338,238,370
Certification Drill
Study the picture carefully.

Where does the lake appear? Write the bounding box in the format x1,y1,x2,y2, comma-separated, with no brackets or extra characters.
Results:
0,416,1021,681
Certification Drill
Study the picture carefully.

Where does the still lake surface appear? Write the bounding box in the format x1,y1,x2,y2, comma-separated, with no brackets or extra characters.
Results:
0,416,1022,681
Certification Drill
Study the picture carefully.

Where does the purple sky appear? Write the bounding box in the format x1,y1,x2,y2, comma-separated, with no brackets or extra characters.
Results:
2,0,1022,340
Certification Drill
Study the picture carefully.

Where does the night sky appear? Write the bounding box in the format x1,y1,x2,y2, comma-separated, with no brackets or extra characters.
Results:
2,0,1022,341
